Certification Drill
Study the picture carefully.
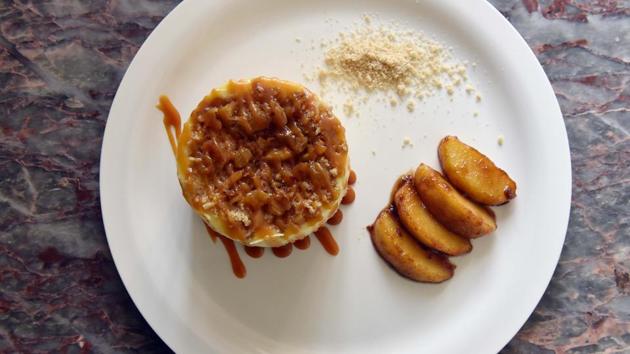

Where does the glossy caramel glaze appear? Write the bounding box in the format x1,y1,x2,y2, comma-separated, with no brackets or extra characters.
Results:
390,174,412,204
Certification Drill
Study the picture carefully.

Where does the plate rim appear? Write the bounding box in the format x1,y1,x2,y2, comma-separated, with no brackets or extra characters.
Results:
100,0,572,353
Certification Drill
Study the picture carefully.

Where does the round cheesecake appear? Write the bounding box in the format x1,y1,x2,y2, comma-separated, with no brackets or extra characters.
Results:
175,77,349,247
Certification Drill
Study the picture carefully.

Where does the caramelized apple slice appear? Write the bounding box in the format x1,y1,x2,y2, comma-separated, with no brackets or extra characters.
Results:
438,136,516,205
414,163,496,238
369,209,454,283
395,182,472,256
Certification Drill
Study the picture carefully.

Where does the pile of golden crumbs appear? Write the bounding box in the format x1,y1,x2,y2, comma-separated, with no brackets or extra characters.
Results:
312,17,478,112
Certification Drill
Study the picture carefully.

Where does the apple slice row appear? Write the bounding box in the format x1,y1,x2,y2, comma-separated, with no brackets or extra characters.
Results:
369,136,517,283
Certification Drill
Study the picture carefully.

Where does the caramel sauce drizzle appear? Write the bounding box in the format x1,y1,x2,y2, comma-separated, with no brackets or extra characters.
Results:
204,224,246,278
348,170,357,185
161,98,354,278
204,224,218,243
157,95,181,155
314,227,339,256
294,236,311,250
341,187,355,205
244,246,265,258
327,209,343,225
272,244,293,258
218,235,247,278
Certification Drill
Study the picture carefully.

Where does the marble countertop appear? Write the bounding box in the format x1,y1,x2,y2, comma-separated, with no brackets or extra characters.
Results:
0,0,627,352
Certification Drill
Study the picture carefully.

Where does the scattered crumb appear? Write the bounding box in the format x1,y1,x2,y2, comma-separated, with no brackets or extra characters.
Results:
473,112,479,117
296,16,482,118
497,135,505,146
343,100,355,117
406,100,415,112
402,136,414,148
315,20,474,106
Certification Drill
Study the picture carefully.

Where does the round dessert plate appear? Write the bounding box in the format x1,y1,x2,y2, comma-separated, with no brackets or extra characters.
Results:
100,0,571,353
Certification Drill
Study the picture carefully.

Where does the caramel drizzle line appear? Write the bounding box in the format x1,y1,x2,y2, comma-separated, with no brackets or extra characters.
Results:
293,236,311,250
204,225,246,278
327,209,343,225
272,243,293,258
244,246,265,258
204,224,218,243
218,236,247,278
341,187,355,205
348,170,357,185
157,95,182,156
314,227,339,256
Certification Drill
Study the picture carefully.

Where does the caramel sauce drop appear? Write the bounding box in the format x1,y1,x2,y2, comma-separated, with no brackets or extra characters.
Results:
348,170,357,185
341,187,355,205
272,244,293,258
157,95,181,156
327,209,343,225
218,236,246,278
294,236,311,250
204,224,218,243
244,246,265,258
204,225,246,278
315,227,339,256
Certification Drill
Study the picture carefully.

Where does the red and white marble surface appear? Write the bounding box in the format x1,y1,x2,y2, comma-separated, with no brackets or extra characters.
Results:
0,1,627,353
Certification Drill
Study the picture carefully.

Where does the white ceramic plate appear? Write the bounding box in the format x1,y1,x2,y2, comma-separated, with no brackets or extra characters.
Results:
100,0,571,353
